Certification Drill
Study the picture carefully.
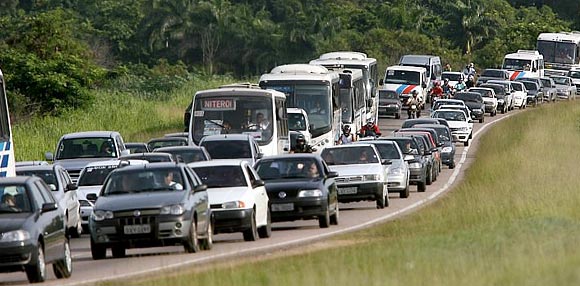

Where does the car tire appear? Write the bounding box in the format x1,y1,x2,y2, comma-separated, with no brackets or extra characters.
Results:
184,219,200,253
479,117,484,123
90,238,106,260
112,246,126,258
417,180,426,192
449,161,456,169
426,167,433,185
330,203,339,225
25,242,46,283
501,106,506,114
464,140,469,147
400,184,410,198
200,221,214,250
243,210,259,241
376,186,386,209
53,238,73,279
258,209,272,238
319,207,331,228
395,112,400,119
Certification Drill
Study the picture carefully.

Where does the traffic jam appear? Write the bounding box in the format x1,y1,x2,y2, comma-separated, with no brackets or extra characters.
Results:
2,32,580,283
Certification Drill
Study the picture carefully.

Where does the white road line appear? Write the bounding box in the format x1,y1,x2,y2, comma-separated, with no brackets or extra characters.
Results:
65,113,517,286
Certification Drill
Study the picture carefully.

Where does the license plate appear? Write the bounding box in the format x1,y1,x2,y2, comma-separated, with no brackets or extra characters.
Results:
271,203,294,212
123,224,151,235
338,187,357,195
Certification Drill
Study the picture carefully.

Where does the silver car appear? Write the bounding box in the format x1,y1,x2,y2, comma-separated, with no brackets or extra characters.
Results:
551,75,576,100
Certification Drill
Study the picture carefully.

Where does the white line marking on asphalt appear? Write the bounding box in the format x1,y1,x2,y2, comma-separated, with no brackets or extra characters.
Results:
65,113,516,286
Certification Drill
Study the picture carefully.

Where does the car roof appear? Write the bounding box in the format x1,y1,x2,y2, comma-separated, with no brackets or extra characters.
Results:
82,159,148,168
435,99,465,104
120,153,174,159
257,154,321,161
125,142,147,146
154,146,204,152
469,87,494,91
111,162,184,172
322,143,376,150
0,176,39,184
188,159,247,168
148,137,188,142
200,134,254,142
16,164,57,172
60,131,120,139
163,132,188,138
15,161,50,167
415,124,449,130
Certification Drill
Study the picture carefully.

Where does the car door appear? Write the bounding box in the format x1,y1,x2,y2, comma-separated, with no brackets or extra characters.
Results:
30,180,65,262
321,161,338,208
60,166,80,227
185,167,210,235
245,165,268,226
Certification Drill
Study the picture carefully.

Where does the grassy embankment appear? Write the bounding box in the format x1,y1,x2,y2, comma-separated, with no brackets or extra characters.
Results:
117,101,580,286
12,76,237,161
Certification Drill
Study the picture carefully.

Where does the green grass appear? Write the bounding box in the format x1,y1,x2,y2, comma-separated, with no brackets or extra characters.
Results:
12,76,238,161
115,101,580,286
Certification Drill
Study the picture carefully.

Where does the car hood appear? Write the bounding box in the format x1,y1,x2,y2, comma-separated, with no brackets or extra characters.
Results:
77,186,103,200
54,158,111,171
447,120,470,129
482,97,497,104
94,191,186,211
463,101,484,110
0,213,30,232
327,164,385,177
207,187,249,204
263,179,322,193
554,84,572,89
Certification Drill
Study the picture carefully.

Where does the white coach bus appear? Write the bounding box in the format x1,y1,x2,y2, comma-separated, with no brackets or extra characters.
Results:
0,68,15,177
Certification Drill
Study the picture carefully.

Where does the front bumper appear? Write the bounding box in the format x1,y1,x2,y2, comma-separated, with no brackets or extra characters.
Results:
470,109,484,120
269,197,328,222
451,131,470,142
441,151,455,165
386,174,407,192
379,105,401,115
212,208,253,234
336,182,383,203
0,241,36,272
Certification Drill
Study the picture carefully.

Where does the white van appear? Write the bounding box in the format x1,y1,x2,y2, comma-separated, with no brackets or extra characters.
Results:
380,65,428,108
502,50,544,80
399,55,442,88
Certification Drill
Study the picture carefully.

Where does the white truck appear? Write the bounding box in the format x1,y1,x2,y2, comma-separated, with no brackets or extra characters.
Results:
502,50,545,80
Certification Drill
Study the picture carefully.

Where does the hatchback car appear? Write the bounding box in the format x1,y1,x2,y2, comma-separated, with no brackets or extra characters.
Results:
378,89,402,119
189,159,271,241
16,164,82,238
321,144,390,209
154,146,211,163
432,109,473,146
147,137,189,151
88,163,213,259
200,134,263,165
254,154,339,228
0,176,72,283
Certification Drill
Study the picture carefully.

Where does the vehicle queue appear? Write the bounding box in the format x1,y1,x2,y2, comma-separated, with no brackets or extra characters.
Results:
1,46,578,284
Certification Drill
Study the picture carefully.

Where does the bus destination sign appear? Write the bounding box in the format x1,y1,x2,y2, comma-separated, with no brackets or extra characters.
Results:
202,98,236,111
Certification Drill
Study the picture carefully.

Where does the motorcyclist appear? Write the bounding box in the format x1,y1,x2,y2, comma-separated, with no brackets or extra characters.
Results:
465,74,476,88
429,81,443,102
441,78,453,98
454,78,467,93
359,120,381,138
290,134,316,153
338,125,356,144
463,63,476,76
406,90,421,119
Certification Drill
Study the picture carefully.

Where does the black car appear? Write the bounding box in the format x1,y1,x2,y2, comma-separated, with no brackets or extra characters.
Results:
378,89,402,119
119,152,176,163
147,137,189,151
401,118,449,128
254,154,339,228
87,163,213,259
453,92,486,123
125,142,150,153
378,137,429,192
415,124,456,168
0,176,72,283
394,131,439,185
153,146,211,163
518,80,544,107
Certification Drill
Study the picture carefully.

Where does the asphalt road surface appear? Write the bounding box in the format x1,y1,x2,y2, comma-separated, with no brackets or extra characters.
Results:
0,104,521,286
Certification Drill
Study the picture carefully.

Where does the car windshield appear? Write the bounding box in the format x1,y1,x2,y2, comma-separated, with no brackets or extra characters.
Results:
384,70,420,85
569,71,580,79
148,139,188,151
481,85,505,98
56,137,116,160
540,79,552,87
126,144,148,153
481,70,504,77
372,144,401,160
15,170,59,191
502,58,531,70
384,139,420,155
193,166,247,188
255,158,321,180
321,146,379,165
78,165,118,186
379,90,398,100
288,112,307,132
161,149,208,163
102,168,184,195
552,77,569,85
0,185,32,213
201,140,251,159
416,125,451,142
454,93,482,102
469,89,492,98
512,83,523,91
521,82,537,91
442,72,462,81
433,111,466,122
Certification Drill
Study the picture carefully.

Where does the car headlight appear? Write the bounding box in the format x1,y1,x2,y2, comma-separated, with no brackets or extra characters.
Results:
442,147,453,153
388,167,404,175
92,210,114,221
161,204,185,215
364,174,379,181
298,189,323,197
460,127,469,131
409,162,422,169
221,201,246,209
0,230,30,242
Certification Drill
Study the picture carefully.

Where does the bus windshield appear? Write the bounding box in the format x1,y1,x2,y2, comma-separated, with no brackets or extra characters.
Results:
339,89,353,123
502,58,531,70
537,40,577,64
264,84,331,138
190,96,273,145
384,70,420,85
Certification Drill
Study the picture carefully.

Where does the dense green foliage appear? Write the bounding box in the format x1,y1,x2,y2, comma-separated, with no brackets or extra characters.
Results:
0,0,578,117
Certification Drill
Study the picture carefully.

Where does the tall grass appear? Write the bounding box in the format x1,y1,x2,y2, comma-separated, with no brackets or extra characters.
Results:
12,76,237,161
122,101,580,286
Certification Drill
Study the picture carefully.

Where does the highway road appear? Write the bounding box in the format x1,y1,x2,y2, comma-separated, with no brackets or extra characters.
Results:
0,105,520,286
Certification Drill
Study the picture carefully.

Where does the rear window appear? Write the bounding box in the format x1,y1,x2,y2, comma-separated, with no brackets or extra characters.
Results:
481,70,504,77
193,166,246,187
321,146,379,165
201,140,251,159
78,165,117,186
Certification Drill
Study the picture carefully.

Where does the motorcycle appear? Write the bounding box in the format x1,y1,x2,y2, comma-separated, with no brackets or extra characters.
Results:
408,103,419,119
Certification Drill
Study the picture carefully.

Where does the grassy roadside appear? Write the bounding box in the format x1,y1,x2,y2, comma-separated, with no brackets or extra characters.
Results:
117,101,580,286
12,76,237,161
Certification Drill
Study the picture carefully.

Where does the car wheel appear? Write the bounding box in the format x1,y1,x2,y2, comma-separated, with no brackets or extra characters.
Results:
183,219,200,253
501,106,506,114
200,220,214,250
330,203,339,225
395,112,400,119
112,246,126,258
479,117,484,123
25,242,46,283
449,161,456,169
258,208,272,238
400,184,410,198
319,206,331,228
375,186,386,209
426,167,433,185
90,238,106,260
53,238,73,279
417,180,426,192
243,210,259,241
464,140,469,147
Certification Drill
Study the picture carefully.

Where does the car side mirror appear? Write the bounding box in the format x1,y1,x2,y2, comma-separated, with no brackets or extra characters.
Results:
381,159,393,165
257,152,264,159
309,124,314,132
86,193,98,202
49,184,57,191
41,203,58,213
327,171,339,178
194,184,207,193
66,183,78,192
253,179,265,188
403,154,414,161
45,152,54,161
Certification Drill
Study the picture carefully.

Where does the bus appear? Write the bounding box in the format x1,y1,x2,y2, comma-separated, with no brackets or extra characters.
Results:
309,51,379,123
502,50,544,80
187,83,290,156
259,64,340,151
537,32,580,76
0,68,15,177
337,69,365,133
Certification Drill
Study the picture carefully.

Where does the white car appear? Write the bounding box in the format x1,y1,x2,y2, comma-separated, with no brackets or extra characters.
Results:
510,81,528,109
469,87,498,116
437,104,472,120
321,144,390,209
432,109,473,146
430,99,466,113
189,159,271,241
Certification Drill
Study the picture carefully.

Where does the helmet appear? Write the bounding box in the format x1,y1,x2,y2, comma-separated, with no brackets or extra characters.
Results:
444,78,449,83
434,81,440,86
469,63,474,68
343,125,351,132
411,90,418,96
296,134,305,143
468,74,474,80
